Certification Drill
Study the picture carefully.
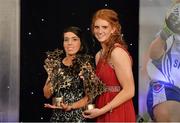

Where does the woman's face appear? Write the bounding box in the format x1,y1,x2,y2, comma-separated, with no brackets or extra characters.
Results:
93,18,115,43
63,32,81,56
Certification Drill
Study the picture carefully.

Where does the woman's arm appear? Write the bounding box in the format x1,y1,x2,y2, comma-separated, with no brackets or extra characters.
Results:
43,64,54,99
61,95,89,111
148,36,166,60
71,95,89,109
43,77,53,99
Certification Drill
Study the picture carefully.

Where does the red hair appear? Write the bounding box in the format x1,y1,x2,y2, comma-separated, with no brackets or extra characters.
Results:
91,9,127,59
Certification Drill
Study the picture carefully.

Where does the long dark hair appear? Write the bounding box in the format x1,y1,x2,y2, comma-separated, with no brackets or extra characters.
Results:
62,26,88,55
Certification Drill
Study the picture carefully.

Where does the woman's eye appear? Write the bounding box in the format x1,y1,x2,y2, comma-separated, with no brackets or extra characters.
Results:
102,26,108,29
94,26,99,29
73,38,79,41
64,38,69,41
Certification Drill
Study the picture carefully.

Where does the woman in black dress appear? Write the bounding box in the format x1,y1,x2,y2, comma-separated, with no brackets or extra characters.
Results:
43,26,106,122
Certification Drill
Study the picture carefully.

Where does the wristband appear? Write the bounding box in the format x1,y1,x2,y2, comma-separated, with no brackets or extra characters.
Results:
160,21,174,41
107,103,113,113
110,105,112,113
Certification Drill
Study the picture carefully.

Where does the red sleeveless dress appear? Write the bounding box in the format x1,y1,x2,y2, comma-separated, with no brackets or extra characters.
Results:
95,45,136,122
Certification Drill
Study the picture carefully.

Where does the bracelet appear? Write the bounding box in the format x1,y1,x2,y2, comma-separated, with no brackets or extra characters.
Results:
107,103,112,113
110,106,112,113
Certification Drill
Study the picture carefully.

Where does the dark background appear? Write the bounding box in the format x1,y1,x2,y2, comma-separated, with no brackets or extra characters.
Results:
20,0,139,121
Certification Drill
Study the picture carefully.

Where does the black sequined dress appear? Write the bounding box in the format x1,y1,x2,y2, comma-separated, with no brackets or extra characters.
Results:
50,64,85,122
44,49,106,122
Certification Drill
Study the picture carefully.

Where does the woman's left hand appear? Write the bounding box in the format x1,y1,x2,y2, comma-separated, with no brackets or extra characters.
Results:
82,108,102,119
44,103,62,109
44,103,72,111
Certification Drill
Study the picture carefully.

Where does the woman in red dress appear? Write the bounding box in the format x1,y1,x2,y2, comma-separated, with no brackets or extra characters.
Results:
83,9,136,122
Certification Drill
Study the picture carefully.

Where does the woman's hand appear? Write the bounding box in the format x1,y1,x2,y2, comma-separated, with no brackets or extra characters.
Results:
44,103,62,109
82,108,102,119
44,102,73,111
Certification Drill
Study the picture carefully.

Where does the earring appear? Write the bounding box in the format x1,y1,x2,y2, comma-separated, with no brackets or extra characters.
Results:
121,34,124,40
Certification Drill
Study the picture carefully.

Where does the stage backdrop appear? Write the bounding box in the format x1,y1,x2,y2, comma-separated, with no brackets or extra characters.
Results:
20,0,138,121
0,0,175,122
0,0,20,122
139,0,171,121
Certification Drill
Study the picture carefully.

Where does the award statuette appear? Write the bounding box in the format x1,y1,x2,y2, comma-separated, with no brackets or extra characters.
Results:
53,97,63,107
86,104,95,110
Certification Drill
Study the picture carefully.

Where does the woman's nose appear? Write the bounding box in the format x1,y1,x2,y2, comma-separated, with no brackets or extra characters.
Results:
98,28,103,34
67,40,72,44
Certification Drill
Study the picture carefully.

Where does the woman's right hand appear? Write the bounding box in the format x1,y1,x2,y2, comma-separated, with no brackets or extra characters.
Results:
82,108,103,119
